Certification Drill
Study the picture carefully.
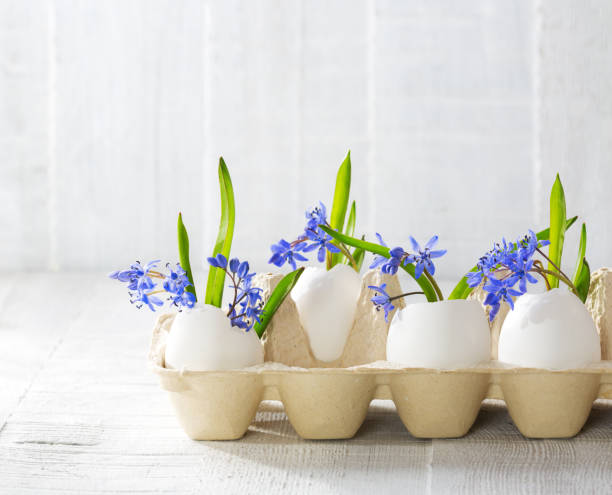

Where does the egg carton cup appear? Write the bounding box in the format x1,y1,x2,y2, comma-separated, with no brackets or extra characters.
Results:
254,269,405,367
150,313,612,441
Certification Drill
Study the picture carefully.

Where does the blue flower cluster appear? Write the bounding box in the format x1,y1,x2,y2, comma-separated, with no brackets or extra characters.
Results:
467,230,550,321
370,233,446,279
368,283,395,322
109,261,195,311
269,202,341,270
207,254,263,332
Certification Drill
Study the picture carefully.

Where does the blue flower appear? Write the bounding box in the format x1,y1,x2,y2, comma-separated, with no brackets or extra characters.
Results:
163,263,196,309
131,290,164,311
517,230,549,262
305,202,327,231
109,260,160,292
163,263,191,294
207,253,228,269
267,201,345,269
268,239,308,270
169,290,196,309
209,255,265,332
410,236,447,279
370,233,390,270
368,283,395,322
303,229,341,263
482,277,524,321
505,257,538,293
110,260,196,312
470,230,552,321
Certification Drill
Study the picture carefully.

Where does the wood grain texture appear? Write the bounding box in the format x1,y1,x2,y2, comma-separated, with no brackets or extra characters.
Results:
0,274,611,494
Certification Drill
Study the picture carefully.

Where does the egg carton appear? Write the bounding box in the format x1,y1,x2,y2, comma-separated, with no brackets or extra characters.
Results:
150,313,612,441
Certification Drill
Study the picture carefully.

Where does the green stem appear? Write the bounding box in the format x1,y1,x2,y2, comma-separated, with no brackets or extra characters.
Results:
533,268,578,295
319,225,438,302
321,222,358,271
536,247,574,287
424,271,444,301
335,240,359,271
389,291,425,302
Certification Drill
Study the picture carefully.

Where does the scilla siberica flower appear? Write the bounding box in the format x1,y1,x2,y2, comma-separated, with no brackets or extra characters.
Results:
368,283,395,322
368,233,446,316
370,233,446,278
207,254,263,332
468,230,550,321
109,261,196,311
268,201,340,269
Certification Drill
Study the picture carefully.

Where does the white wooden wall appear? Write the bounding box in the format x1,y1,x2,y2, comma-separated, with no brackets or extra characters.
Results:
1,0,611,280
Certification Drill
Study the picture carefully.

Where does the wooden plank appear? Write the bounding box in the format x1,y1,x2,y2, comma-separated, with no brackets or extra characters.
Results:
431,401,612,493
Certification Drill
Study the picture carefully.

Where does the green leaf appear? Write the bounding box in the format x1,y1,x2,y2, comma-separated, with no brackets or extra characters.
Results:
448,216,579,300
572,223,587,286
254,268,305,339
536,215,577,242
547,174,566,289
205,157,235,307
351,234,366,271
328,151,351,269
320,226,438,302
344,201,356,237
342,201,357,266
575,259,591,303
572,223,589,302
353,246,365,271
177,213,196,299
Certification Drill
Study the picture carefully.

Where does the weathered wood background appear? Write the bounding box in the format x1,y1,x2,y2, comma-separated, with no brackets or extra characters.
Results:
2,0,611,280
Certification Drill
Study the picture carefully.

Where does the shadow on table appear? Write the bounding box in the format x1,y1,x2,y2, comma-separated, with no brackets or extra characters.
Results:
206,398,612,447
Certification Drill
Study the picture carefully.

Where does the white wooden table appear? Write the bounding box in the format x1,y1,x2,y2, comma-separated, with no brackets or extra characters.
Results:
1,273,611,494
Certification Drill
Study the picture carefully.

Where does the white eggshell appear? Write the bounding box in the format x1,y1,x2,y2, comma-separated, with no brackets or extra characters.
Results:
290,264,361,362
498,288,601,369
386,299,491,369
165,304,264,371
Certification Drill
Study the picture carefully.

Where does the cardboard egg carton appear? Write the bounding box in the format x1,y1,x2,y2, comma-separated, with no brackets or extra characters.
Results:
150,310,612,441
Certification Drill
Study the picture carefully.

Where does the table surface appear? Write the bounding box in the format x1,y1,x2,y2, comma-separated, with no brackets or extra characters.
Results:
1,273,611,494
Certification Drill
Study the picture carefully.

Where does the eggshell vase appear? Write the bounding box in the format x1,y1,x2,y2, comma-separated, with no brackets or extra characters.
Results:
165,304,264,371
498,289,601,369
255,267,405,368
387,299,491,369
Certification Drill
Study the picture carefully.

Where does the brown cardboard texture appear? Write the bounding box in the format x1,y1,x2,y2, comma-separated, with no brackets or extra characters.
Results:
254,269,405,367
